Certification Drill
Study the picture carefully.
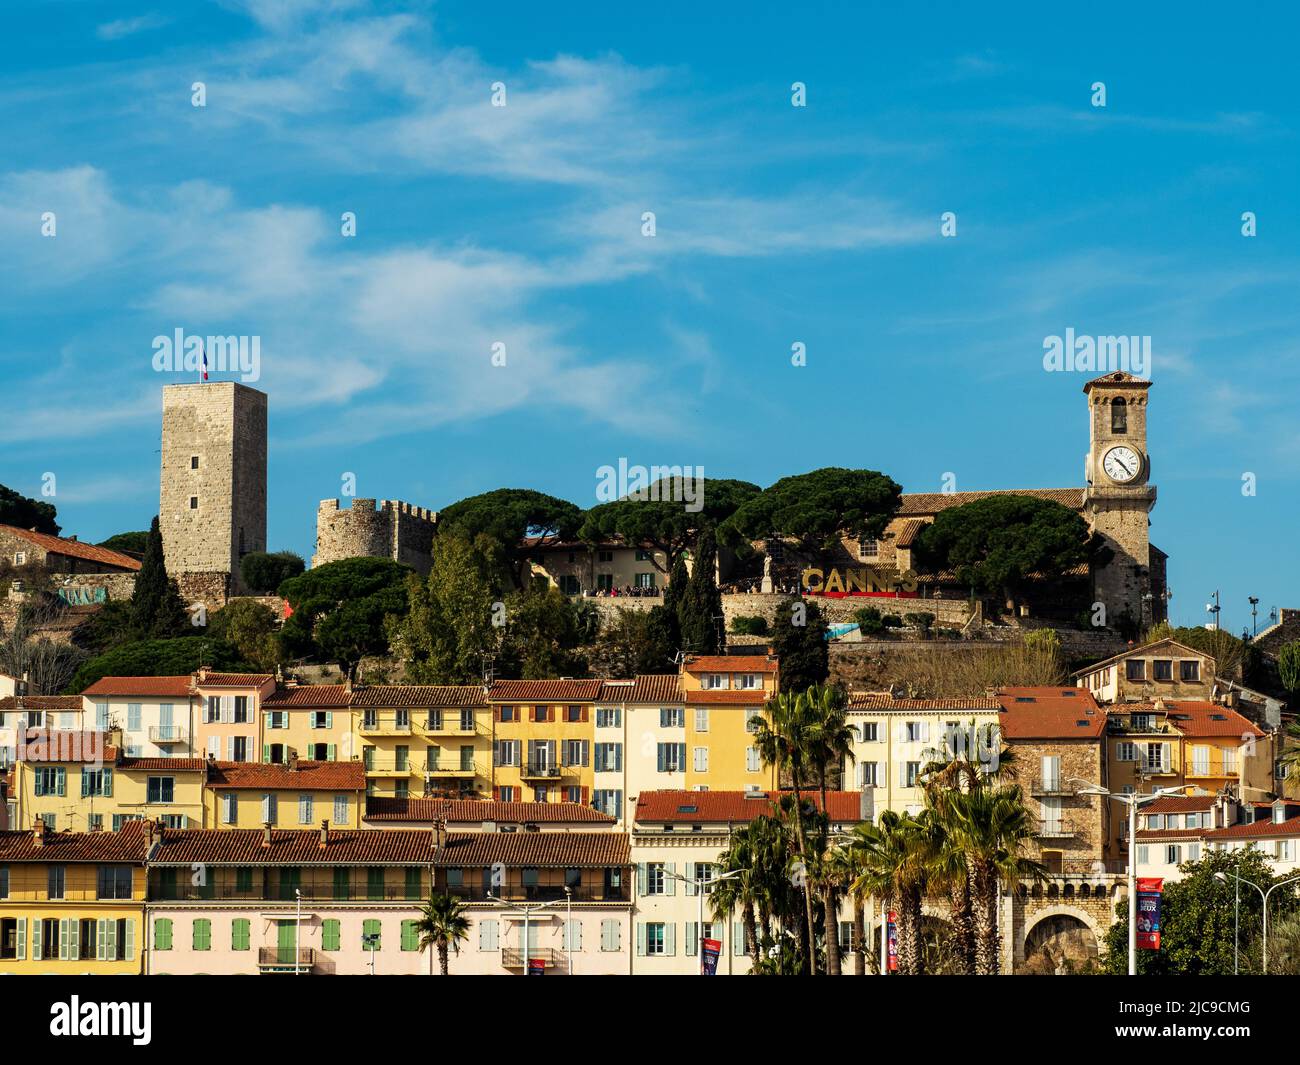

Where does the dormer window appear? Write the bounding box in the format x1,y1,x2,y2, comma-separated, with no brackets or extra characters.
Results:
1111,397,1128,434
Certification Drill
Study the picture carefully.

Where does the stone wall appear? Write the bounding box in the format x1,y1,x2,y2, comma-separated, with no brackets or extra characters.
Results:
313,498,437,576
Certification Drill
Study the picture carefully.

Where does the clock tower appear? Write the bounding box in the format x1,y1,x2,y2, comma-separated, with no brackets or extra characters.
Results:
1083,371,1158,629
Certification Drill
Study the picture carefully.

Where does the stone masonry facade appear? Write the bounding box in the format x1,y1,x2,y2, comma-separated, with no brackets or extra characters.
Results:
313,498,438,576
160,383,267,600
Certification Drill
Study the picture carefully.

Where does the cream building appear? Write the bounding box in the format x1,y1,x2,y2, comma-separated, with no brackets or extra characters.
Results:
81,677,198,760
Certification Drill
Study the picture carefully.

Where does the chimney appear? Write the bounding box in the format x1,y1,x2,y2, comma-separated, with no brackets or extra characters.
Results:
262,821,273,848
149,819,165,848
287,747,299,771
319,819,330,849
32,818,48,847
66,535,77,542
344,673,353,694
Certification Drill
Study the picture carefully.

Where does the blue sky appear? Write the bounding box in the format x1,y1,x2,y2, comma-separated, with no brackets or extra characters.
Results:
3,0,1298,633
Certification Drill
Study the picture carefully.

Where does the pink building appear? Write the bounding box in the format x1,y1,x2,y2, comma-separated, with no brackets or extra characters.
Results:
192,671,275,764
144,821,631,975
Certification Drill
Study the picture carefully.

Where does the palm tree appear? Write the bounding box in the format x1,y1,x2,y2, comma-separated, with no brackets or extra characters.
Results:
415,892,470,975
753,689,819,974
804,683,856,810
827,842,869,974
948,784,1046,974
846,810,933,975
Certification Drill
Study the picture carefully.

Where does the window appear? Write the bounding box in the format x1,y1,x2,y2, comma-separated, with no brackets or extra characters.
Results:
858,761,880,786
745,708,763,734
562,739,589,767
1136,845,1150,865
737,674,760,690
644,923,669,956
478,919,499,952
221,793,237,824
334,795,350,825
236,868,254,893
147,776,175,804
634,572,656,589
0,866,7,899
563,920,582,952
746,747,760,773
321,919,341,951
1131,714,1152,730
860,722,879,742
601,919,621,952
660,708,684,728
533,705,550,723
367,867,386,900
299,795,314,825
189,496,199,509
34,766,65,797
564,786,582,803
97,865,133,900
261,793,279,824
0,918,17,959
458,708,474,731
1144,743,1169,773
1117,741,1136,762
79,918,96,960
693,747,709,772
96,702,110,728
657,743,686,773
13,551,25,566
40,916,60,958
595,707,621,728
858,538,879,558
1192,746,1210,776
533,786,548,803
700,673,728,691
1111,397,1127,433
401,920,420,951
154,918,174,952
904,762,921,787
644,863,667,896
1126,660,1146,681
1165,844,1182,865
1153,660,1172,681
1180,660,1200,682
499,706,517,723
905,721,927,743
565,705,583,723
1223,747,1239,774
405,867,422,900
593,789,622,817
81,767,113,797
193,919,212,951
395,746,409,771
231,918,250,951
48,865,65,900
694,708,709,732
126,703,142,731
594,742,622,772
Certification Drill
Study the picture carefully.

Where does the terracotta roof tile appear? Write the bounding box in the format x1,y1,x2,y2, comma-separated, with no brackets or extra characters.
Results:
1142,795,1219,814
628,675,682,704
489,680,604,702
1083,370,1151,393
261,685,353,708
0,821,148,862
117,757,206,773
81,675,193,698
897,488,1085,517
635,790,865,824
196,672,274,689
1116,700,1265,738
683,655,778,673
848,693,1001,710
1207,815,1300,841
0,695,83,710
893,518,927,548
147,827,628,867
995,687,1106,739
207,760,365,790
0,525,141,571
364,797,615,824
352,685,486,708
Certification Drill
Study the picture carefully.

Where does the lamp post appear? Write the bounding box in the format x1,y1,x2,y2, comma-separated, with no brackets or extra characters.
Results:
1069,779,1184,975
563,885,573,975
294,888,302,975
1249,597,1260,638
362,931,379,975
489,895,553,975
1215,871,1300,974
663,867,742,974
1206,590,1221,631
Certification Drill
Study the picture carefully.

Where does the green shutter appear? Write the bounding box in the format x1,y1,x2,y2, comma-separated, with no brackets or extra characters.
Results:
362,918,381,950
80,768,89,799
325,712,333,730
326,743,336,761
321,919,340,951
193,918,211,951
56,767,65,797
103,767,112,797
232,918,250,951
263,745,271,764
401,920,418,951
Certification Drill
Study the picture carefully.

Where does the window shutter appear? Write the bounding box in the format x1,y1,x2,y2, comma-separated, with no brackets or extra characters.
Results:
80,768,89,798
636,923,646,956
124,920,134,962
685,862,697,896
636,863,647,896
33,919,42,961
920,721,930,742
56,768,65,797
615,745,623,772
665,863,676,897
734,921,745,956
15,918,25,960
103,767,113,797
60,918,70,961
105,918,117,960
69,919,80,960
685,922,697,953
663,923,676,957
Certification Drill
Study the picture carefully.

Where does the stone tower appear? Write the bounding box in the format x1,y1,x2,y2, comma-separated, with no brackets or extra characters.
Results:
160,382,267,600
1082,371,1156,630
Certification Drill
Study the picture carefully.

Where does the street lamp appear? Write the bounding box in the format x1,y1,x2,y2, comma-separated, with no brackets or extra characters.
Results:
362,931,380,975
1069,778,1184,975
1249,597,1260,638
563,885,573,975
663,867,742,974
1206,591,1221,631
489,895,554,975
294,888,302,975
1215,870,1300,974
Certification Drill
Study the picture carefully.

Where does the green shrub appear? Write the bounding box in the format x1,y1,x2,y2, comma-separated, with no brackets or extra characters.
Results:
730,615,769,636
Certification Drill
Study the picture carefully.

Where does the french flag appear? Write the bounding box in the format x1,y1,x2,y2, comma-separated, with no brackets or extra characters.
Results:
200,339,208,382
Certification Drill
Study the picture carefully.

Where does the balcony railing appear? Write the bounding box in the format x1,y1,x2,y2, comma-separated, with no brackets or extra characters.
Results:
519,762,562,781
502,947,557,969
425,718,482,736
358,719,412,736
149,725,186,743
363,760,414,776
423,759,480,777
1037,820,1073,839
1030,779,1073,797
258,947,316,969
150,883,628,904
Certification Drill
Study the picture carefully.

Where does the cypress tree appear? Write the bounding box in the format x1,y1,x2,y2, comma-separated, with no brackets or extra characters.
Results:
677,527,724,655
130,516,189,638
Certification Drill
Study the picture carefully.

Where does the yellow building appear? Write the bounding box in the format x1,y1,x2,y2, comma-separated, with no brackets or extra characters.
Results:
351,685,490,800
0,820,147,974
680,655,780,792
1104,699,1274,852
260,683,353,763
487,680,600,805
205,757,366,828
13,731,207,832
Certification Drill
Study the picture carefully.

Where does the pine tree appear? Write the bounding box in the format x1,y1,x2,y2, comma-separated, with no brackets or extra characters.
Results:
677,526,724,655
130,516,188,638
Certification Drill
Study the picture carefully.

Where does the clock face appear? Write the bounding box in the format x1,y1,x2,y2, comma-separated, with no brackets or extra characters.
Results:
1103,445,1142,483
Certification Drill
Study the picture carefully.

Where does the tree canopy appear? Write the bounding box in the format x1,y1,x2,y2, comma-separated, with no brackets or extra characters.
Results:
913,496,1090,605
769,595,829,693
240,550,306,594
278,557,410,678
497,581,594,679
67,636,251,694
0,483,59,535
677,526,724,654
718,468,901,553
130,516,190,638
578,477,760,572
97,531,149,556
206,599,281,671
437,488,584,586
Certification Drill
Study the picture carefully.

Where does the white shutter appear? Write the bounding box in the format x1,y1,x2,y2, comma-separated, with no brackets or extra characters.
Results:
877,761,886,786
207,736,220,759
920,721,930,743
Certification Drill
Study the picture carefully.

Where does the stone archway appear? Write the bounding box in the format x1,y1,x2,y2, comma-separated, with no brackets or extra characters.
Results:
1021,907,1101,974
